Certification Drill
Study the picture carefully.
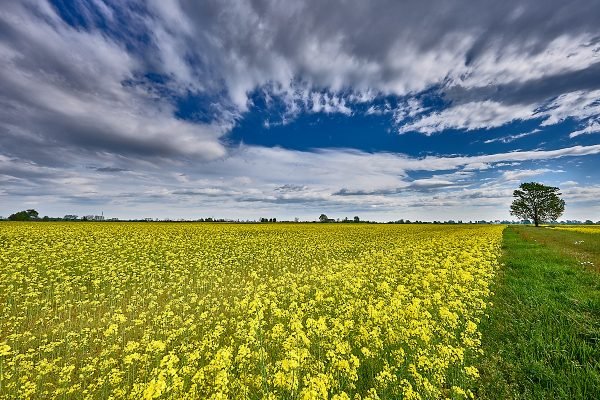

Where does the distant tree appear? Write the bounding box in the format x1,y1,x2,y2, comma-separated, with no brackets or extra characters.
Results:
8,209,39,221
319,214,328,222
353,216,360,223
510,182,565,227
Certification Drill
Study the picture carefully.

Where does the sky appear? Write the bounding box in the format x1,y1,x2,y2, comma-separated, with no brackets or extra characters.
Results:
1,0,599,221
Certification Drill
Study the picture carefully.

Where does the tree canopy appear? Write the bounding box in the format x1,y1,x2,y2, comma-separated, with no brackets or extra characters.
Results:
510,182,565,227
8,209,39,221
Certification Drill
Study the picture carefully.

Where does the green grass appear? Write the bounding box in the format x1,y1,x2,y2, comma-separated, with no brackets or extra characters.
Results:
477,226,600,399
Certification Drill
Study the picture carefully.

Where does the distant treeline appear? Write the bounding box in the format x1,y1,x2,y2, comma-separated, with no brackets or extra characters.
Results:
2,209,599,225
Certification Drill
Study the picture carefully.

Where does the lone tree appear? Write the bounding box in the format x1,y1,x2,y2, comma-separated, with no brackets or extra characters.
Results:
319,214,329,222
510,182,565,227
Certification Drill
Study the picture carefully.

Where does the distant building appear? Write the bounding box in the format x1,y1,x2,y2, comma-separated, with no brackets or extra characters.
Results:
83,215,104,221
63,215,79,220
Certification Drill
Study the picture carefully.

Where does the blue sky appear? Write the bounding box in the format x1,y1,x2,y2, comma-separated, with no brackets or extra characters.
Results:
1,0,599,221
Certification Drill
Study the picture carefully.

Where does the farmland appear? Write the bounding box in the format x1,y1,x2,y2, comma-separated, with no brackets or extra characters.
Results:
478,226,600,399
0,223,503,399
552,225,600,235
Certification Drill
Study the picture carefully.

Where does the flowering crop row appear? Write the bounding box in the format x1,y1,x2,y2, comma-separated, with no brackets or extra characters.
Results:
0,223,503,399
552,225,600,234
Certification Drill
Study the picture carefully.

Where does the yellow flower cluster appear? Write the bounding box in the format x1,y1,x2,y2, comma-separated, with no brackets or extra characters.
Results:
552,225,600,234
0,222,503,399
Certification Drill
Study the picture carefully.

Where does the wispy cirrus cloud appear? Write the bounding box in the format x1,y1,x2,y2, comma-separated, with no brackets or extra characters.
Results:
501,168,561,182
398,89,600,135
570,120,600,138
398,101,536,135
484,130,541,144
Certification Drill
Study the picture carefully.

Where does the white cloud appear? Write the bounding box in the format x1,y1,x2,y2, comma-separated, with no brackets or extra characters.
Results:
463,162,491,170
569,119,600,138
453,34,599,89
500,168,558,181
398,101,536,134
2,143,599,220
560,180,578,186
562,185,600,205
309,92,352,115
2,0,599,154
0,1,229,161
394,99,428,123
141,0,600,120
409,179,456,188
484,129,541,144
540,90,600,126
399,89,600,135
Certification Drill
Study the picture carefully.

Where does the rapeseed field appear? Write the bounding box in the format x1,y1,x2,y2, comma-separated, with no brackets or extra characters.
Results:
0,223,503,399
552,225,600,234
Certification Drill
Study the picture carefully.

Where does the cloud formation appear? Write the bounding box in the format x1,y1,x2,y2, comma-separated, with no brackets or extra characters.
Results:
2,143,599,220
142,1,600,100
0,1,228,164
3,0,600,162
570,120,600,138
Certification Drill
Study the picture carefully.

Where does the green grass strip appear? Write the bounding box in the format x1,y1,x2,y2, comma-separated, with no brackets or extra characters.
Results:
477,226,600,399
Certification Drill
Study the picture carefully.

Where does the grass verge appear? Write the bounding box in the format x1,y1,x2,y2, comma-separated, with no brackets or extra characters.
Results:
477,226,600,399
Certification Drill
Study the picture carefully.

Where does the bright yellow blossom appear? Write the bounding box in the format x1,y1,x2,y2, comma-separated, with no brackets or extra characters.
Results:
0,222,502,398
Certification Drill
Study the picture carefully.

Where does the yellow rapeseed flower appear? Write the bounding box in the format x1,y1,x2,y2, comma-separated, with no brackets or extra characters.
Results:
0,222,503,398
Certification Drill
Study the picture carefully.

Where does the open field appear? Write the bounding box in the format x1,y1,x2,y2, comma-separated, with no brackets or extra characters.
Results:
1,223,503,399
478,226,600,399
529,226,600,272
